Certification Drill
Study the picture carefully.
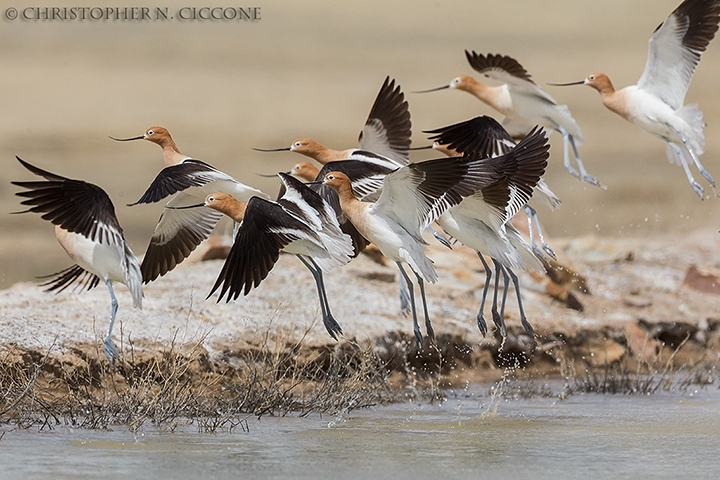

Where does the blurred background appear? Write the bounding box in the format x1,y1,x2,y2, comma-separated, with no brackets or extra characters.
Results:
1,0,718,289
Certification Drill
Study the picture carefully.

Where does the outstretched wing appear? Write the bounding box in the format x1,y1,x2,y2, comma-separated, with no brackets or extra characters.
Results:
37,264,101,293
12,157,125,250
465,50,557,104
637,0,720,109
130,159,236,205
373,156,503,239
424,115,516,158
358,76,412,165
207,197,311,301
140,192,224,283
375,127,549,237
12,157,142,306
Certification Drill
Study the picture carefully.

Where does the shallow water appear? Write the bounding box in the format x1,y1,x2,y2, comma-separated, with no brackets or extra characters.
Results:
2,386,720,479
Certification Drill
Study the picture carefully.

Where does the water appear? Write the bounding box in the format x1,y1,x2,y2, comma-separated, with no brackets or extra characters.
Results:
2,386,719,479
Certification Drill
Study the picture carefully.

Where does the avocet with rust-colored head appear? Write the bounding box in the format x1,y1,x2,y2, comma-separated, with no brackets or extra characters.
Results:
111,126,269,283
551,0,720,198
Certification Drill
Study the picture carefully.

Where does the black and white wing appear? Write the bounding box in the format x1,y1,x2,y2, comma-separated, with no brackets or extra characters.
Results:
12,157,140,298
372,156,503,239
358,76,412,165
309,160,397,256
374,127,550,236
13,157,125,246
37,264,100,293
207,197,319,301
465,50,557,105
130,159,236,205
637,0,720,109
140,192,224,283
424,115,516,158
276,172,339,232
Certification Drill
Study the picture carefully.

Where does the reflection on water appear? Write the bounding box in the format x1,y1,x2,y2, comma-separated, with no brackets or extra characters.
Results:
2,386,720,479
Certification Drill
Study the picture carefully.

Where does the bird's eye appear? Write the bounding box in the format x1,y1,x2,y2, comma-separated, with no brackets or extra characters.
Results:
452,78,460,85
207,196,215,202
293,164,300,171
294,142,302,147
147,130,154,136
588,75,595,81
327,174,334,180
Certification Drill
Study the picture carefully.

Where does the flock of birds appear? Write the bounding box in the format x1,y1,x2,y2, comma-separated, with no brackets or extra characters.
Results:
11,0,720,363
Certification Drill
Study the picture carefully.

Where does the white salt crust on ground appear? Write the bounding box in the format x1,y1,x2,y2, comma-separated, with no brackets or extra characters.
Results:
1,229,719,357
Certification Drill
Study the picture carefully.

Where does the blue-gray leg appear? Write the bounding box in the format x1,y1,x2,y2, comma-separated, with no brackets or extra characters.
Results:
490,259,507,337
568,133,604,188
674,128,716,188
666,139,704,198
397,262,423,346
523,205,555,260
104,279,120,364
475,253,493,336
548,117,603,188
429,225,452,249
506,267,534,336
413,271,435,341
557,124,581,180
296,255,343,340
498,263,510,328
399,273,412,317
668,126,715,197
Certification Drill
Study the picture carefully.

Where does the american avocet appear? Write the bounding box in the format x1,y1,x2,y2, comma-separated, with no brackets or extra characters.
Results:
416,52,602,187
420,118,589,316
255,77,436,314
289,161,321,181
111,126,269,282
550,0,720,199
304,153,465,320
423,115,560,258
254,76,411,167
176,173,353,339
11,157,142,363
320,127,550,344
422,117,551,336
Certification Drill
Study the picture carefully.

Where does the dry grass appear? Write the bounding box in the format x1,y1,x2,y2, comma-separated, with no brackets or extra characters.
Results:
0,326,404,432
557,338,717,397
493,330,719,400
2,319,719,431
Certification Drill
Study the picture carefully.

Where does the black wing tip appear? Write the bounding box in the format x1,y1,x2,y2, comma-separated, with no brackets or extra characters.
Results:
140,262,162,284
422,115,514,158
15,156,35,171
14,156,67,182
423,115,504,136
673,0,720,52
38,264,100,294
363,75,412,154
464,50,534,83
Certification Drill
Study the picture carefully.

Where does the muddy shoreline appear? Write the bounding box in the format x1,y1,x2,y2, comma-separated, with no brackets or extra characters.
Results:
1,318,717,430
2,228,719,427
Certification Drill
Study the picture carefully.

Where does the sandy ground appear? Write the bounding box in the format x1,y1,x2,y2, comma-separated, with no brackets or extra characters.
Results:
1,227,719,368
